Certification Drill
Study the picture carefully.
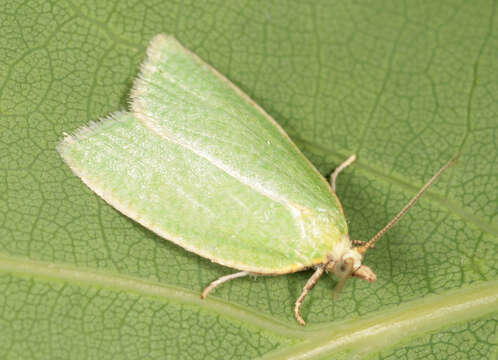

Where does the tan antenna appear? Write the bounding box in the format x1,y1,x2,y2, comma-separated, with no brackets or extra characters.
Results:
358,153,460,254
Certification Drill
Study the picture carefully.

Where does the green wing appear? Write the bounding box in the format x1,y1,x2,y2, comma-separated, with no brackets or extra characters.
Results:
132,35,344,216
59,35,348,273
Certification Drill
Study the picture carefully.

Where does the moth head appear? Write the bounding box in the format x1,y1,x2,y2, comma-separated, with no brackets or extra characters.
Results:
335,248,376,280
326,245,377,296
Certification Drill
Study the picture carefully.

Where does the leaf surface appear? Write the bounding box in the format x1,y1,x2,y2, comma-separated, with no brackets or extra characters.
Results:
0,0,497,359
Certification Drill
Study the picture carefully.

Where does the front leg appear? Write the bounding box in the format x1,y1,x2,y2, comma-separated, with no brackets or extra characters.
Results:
294,264,327,326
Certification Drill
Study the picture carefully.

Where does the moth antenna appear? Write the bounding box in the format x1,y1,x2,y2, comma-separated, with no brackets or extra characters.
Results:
358,153,460,254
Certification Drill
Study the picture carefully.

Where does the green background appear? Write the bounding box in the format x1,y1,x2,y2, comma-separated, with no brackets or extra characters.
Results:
0,0,496,359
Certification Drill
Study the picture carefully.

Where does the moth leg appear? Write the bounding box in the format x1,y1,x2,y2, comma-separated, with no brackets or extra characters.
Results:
330,154,356,191
201,271,249,299
352,239,375,249
294,265,327,326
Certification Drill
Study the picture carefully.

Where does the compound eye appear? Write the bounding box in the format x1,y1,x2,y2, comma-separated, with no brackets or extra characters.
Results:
335,259,353,278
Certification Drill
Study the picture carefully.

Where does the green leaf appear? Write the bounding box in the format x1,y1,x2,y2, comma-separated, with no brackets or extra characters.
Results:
0,0,496,359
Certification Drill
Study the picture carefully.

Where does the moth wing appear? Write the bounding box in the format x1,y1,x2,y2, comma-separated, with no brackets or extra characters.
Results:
58,113,338,273
131,35,346,225
59,35,349,273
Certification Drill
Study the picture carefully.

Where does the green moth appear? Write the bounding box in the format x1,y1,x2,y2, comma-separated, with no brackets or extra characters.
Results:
58,34,458,325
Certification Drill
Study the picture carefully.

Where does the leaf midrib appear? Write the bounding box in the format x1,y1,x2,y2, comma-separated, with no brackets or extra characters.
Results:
263,282,498,359
1,252,496,359
0,253,302,338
